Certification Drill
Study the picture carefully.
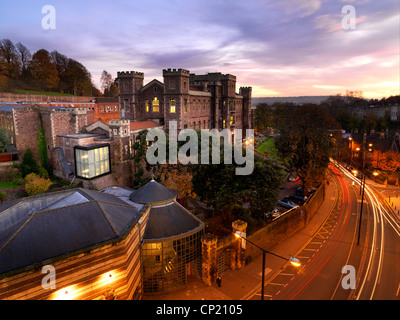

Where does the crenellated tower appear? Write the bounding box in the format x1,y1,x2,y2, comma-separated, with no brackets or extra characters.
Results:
115,71,144,120
162,68,190,132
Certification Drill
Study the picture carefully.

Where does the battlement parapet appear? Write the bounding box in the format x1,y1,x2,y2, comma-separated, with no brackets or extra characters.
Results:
117,71,144,78
163,68,190,77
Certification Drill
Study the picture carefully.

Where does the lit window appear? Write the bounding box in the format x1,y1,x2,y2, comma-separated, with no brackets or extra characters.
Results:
152,97,159,112
145,100,149,112
170,99,176,113
74,144,111,179
184,99,187,113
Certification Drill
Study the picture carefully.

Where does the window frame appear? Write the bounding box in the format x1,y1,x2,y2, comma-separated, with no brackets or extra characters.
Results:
74,143,111,180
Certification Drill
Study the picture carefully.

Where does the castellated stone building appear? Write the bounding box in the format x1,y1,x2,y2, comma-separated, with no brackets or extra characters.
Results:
115,68,252,132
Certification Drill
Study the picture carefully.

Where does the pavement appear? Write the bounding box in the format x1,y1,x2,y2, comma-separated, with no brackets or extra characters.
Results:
143,170,340,301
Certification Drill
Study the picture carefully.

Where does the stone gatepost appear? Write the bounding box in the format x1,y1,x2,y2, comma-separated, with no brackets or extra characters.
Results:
232,219,247,269
201,233,218,286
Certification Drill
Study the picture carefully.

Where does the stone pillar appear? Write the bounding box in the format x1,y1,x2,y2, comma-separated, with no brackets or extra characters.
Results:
232,220,247,269
201,233,218,286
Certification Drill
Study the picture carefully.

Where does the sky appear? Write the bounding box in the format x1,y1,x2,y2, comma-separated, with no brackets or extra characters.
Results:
0,0,399,99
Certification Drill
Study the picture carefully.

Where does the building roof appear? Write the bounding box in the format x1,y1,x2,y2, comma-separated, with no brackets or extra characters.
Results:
127,180,203,241
57,133,106,139
130,120,163,131
0,188,141,276
129,179,177,204
0,105,27,112
143,202,203,240
140,79,164,92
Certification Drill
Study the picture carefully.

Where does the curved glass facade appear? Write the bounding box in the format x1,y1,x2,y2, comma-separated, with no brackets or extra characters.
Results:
142,229,204,294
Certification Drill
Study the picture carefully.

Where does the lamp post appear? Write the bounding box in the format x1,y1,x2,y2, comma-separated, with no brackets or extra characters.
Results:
234,231,301,300
357,173,366,245
348,137,353,162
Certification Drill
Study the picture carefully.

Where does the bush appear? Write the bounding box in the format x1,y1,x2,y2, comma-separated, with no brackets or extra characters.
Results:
11,172,25,186
24,173,52,196
38,166,49,179
0,192,7,203
19,148,39,178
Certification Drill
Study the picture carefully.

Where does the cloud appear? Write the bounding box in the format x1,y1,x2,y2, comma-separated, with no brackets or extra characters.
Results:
0,0,398,98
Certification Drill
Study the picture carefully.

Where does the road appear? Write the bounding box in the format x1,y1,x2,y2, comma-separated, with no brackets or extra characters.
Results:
248,161,400,300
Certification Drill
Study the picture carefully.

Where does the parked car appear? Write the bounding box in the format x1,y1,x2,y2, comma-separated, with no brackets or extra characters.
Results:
295,187,316,196
264,208,280,219
286,194,307,205
278,198,299,209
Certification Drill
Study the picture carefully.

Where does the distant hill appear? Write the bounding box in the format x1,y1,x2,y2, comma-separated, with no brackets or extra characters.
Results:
252,96,330,107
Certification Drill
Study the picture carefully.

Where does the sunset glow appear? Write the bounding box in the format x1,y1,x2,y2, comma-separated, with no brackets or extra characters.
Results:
1,0,398,99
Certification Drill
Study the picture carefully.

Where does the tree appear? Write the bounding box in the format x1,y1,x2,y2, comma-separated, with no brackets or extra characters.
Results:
15,42,31,79
254,103,273,133
100,70,112,92
131,129,148,186
29,49,59,90
0,39,20,79
191,152,285,220
276,104,341,193
62,58,92,95
0,127,8,152
19,148,39,178
101,70,118,97
371,150,400,173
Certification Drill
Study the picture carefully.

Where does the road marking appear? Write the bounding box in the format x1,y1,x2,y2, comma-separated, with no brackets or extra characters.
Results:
269,282,285,286
310,241,323,245
258,268,272,277
254,293,272,297
280,273,295,276
304,248,318,251
396,283,400,297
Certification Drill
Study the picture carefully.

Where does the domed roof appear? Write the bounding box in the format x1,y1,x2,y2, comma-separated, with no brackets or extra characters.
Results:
143,202,203,240
129,179,177,204
0,189,140,276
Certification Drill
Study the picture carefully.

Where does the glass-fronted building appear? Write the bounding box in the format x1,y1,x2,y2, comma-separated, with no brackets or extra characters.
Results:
74,143,111,179
129,180,204,294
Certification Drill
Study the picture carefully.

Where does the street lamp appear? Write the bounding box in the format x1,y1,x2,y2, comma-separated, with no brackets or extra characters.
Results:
234,231,301,300
357,172,366,245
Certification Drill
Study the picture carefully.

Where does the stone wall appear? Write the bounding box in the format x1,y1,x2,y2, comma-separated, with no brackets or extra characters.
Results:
199,183,326,286
0,93,94,103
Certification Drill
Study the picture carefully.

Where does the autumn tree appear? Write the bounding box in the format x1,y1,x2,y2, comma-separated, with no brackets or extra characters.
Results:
371,150,400,173
29,49,59,90
62,59,92,95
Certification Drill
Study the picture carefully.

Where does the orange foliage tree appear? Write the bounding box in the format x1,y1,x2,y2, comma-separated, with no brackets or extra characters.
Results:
370,150,400,173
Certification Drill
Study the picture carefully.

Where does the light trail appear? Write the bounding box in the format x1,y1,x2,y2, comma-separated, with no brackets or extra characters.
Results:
333,161,400,299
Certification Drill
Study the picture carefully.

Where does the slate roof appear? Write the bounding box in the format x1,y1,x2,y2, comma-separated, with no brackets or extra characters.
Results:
0,105,27,112
143,202,203,240
127,180,204,241
129,180,177,204
0,188,140,276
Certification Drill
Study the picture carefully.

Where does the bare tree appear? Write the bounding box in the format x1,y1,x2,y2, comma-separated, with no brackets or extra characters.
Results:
50,50,69,75
0,39,20,78
15,42,31,76
100,70,113,93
